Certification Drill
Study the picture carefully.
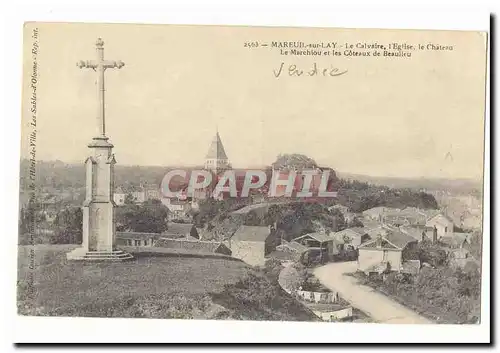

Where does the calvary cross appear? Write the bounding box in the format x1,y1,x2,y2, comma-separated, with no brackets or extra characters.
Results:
77,38,125,138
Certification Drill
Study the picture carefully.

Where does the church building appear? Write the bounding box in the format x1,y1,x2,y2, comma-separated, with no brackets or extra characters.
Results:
204,131,231,173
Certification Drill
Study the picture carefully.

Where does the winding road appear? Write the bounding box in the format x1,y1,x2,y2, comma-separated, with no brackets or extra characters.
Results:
313,262,433,324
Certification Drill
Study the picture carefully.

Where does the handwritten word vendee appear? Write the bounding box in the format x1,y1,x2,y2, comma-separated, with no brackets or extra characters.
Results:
273,62,348,78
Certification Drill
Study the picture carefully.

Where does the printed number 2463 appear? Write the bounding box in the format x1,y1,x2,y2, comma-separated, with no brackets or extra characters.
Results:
244,41,259,48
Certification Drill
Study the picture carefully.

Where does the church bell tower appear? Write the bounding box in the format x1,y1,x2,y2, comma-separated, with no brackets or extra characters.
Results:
204,129,231,174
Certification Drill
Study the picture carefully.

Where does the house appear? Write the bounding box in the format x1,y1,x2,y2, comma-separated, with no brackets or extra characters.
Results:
438,232,471,249
272,240,309,264
426,213,454,239
362,207,399,221
307,304,353,322
293,232,339,260
125,185,162,203
113,193,126,206
161,198,193,221
131,191,147,204
361,219,383,230
448,248,480,270
358,229,418,274
332,228,370,250
145,187,161,200
266,249,302,264
296,290,339,304
399,225,434,242
230,225,277,266
162,222,199,239
419,208,442,220
383,209,424,227
364,223,397,239
116,231,158,247
279,240,309,254
461,214,482,230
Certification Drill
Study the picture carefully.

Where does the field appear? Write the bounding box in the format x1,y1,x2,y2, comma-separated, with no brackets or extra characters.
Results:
17,245,316,321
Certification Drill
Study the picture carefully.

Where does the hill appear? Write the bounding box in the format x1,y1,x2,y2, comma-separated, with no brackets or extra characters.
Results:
337,172,482,195
17,245,316,321
19,160,171,191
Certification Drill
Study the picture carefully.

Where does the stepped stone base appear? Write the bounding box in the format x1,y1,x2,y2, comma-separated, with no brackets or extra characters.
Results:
66,247,134,261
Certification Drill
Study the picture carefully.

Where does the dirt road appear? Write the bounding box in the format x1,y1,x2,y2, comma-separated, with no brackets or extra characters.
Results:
314,262,433,324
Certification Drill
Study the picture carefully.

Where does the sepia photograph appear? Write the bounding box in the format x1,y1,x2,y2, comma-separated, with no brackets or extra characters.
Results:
15,19,489,342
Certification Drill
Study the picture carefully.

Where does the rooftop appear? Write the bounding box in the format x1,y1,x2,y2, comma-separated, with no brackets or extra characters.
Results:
116,231,159,239
164,223,195,236
282,241,309,253
205,131,228,160
362,206,399,215
232,225,270,242
294,232,334,244
399,226,430,241
306,303,351,312
426,213,454,226
232,203,269,215
267,250,301,262
359,229,417,250
155,238,230,254
384,230,418,249
438,234,469,248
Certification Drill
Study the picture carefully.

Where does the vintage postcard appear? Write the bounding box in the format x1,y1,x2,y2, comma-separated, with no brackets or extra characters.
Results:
18,22,487,330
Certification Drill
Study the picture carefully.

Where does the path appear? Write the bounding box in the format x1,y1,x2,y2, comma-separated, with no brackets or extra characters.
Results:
313,262,433,324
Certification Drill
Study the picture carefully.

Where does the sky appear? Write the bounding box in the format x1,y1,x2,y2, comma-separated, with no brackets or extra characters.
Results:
21,23,487,180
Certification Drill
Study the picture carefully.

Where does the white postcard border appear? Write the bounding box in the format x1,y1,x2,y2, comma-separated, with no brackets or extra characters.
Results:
3,0,491,345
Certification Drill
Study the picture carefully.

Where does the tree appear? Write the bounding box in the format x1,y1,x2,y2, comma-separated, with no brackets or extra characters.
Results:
52,207,83,244
193,198,247,227
337,180,438,213
277,202,345,241
244,210,261,226
18,201,45,244
468,231,482,260
272,153,318,169
124,193,136,205
264,204,284,226
349,217,364,228
418,242,448,267
115,199,169,233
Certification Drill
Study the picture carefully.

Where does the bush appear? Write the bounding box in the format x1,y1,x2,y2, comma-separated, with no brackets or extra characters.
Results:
211,271,317,321
355,265,481,324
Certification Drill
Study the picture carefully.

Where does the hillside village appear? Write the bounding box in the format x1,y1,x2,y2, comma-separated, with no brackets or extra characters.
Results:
18,131,483,323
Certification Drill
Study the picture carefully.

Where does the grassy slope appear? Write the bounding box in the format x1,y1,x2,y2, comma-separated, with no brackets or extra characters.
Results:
17,245,316,321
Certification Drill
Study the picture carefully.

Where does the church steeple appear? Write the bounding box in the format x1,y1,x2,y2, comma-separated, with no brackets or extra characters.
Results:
204,129,230,172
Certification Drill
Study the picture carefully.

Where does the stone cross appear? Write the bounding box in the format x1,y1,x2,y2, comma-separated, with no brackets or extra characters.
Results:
77,38,125,137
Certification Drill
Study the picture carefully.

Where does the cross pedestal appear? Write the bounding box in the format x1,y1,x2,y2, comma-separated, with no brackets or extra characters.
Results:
67,38,132,261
